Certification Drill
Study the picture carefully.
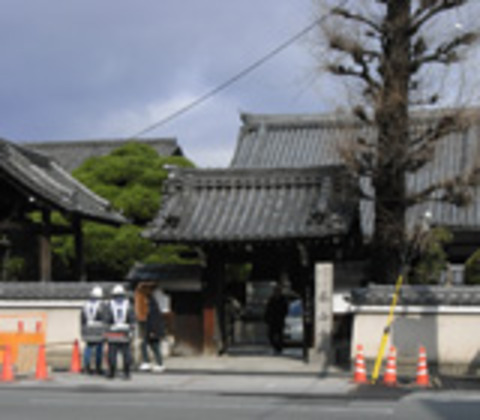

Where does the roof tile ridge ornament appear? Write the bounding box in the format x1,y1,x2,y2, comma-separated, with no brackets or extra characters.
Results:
160,167,191,230
240,111,361,130
24,137,180,149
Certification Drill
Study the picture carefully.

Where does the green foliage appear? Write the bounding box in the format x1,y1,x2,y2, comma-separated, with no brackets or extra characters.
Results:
4,257,25,281
409,227,453,284
115,184,160,225
81,224,155,279
73,142,193,224
226,263,252,283
144,244,200,265
465,249,480,285
52,142,196,280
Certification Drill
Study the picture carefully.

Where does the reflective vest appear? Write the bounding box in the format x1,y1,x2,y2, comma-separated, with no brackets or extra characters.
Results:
110,299,130,326
84,300,101,326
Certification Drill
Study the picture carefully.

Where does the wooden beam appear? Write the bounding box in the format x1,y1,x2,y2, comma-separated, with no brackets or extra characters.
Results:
0,220,73,235
73,216,87,282
39,209,52,282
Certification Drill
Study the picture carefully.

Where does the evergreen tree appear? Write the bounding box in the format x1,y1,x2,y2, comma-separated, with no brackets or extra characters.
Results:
53,142,195,280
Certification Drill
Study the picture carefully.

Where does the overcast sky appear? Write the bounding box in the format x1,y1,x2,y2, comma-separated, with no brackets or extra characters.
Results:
1,1,479,167
0,0,335,167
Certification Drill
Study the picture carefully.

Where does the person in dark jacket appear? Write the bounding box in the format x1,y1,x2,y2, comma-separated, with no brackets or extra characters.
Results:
139,285,165,372
104,284,135,379
264,285,288,354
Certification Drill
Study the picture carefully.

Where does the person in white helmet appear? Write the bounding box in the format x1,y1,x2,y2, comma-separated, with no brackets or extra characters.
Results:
80,286,106,375
105,284,135,379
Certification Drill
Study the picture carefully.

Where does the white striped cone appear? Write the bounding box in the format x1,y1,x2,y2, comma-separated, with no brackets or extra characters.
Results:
353,344,367,384
416,346,429,387
383,346,397,386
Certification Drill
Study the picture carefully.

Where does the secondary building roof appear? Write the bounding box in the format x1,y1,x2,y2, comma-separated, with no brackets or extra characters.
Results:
126,263,202,292
0,282,128,300
351,284,480,307
23,138,183,172
231,111,480,234
0,138,126,225
144,165,358,244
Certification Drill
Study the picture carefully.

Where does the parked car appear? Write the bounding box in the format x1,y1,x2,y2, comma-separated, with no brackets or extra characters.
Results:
282,299,303,346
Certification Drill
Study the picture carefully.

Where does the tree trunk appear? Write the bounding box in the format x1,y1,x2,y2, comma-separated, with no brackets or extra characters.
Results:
372,1,411,283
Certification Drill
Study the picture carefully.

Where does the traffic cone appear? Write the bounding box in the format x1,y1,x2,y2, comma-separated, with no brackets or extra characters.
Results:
35,344,48,380
70,339,81,373
383,346,397,386
416,345,430,387
1,345,15,382
353,344,368,384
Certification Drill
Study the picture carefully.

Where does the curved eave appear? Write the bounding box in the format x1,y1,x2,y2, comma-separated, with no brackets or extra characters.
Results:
142,223,350,246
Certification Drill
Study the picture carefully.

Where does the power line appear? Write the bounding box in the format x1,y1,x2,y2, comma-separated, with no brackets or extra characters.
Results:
130,16,324,139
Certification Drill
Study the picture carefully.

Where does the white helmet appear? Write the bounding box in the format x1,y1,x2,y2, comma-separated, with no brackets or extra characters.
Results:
112,284,126,296
90,286,103,299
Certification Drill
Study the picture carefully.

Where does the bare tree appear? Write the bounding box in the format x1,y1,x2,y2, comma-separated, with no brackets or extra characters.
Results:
316,0,480,283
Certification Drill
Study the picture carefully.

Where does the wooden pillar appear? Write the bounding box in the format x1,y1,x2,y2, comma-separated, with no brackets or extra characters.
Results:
73,216,87,282
202,252,225,355
298,243,313,362
39,209,52,282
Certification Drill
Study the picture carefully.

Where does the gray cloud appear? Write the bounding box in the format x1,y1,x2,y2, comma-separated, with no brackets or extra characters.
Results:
0,0,340,166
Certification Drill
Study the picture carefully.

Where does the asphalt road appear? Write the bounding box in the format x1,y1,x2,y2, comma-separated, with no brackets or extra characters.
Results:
0,388,393,420
1,388,480,420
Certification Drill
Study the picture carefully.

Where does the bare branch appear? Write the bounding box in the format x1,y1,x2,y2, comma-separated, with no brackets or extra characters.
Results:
328,33,381,61
327,63,380,92
407,170,480,207
353,105,373,123
338,136,377,180
410,0,468,36
410,31,480,73
331,7,383,35
326,33,382,94
405,111,472,172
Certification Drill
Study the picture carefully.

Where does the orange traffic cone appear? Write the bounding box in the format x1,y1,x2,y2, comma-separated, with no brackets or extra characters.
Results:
1,345,15,382
70,339,81,373
35,344,48,380
353,344,368,384
383,346,397,386
416,345,430,387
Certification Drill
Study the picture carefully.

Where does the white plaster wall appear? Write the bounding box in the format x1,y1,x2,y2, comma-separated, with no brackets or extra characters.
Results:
352,309,480,367
0,304,81,342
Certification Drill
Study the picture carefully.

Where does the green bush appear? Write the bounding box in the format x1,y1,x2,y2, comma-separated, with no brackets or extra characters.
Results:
465,249,480,284
409,227,453,284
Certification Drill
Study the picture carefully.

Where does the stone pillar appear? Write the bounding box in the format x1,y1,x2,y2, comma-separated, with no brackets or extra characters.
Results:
309,263,334,372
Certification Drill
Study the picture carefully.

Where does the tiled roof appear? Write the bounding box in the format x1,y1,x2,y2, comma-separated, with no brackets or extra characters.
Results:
144,166,358,243
0,139,126,224
0,282,128,300
23,138,183,172
231,110,480,235
231,113,354,168
351,284,480,306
